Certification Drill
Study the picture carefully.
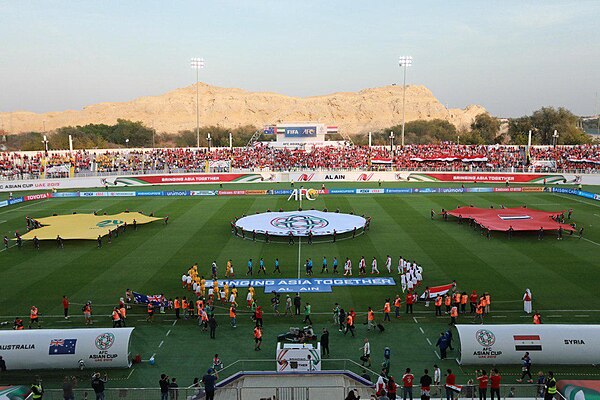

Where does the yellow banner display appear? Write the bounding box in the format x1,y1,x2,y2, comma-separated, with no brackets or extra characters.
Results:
21,212,161,240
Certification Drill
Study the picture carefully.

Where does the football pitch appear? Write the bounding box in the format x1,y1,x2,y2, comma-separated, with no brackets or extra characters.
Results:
1,182,600,388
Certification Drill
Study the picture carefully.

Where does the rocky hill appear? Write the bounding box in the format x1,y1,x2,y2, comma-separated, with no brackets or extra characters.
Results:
1,83,486,134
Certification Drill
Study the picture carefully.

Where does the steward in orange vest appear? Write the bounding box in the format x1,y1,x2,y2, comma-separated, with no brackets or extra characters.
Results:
394,296,402,318
450,306,458,325
174,297,181,319
146,302,155,323
435,295,443,316
383,300,391,322
444,295,452,313
345,314,355,337
112,307,122,328
29,306,41,329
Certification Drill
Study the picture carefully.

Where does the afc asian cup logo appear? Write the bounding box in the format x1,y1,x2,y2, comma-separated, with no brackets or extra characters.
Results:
475,329,496,347
95,333,116,350
271,214,329,232
96,219,124,228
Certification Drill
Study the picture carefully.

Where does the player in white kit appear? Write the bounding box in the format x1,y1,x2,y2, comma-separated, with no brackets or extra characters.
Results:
371,257,379,274
344,257,353,276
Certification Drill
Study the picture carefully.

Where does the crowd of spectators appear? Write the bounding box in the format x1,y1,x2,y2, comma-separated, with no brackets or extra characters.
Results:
1,144,599,180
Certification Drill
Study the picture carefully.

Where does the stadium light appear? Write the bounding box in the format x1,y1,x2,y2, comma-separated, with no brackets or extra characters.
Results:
207,132,212,151
398,56,413,147
190,57,205,148
389,131,395,153
552,129,559,148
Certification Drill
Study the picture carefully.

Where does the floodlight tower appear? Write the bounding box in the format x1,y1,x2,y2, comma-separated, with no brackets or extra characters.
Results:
398,56,413,147
190,57,205,148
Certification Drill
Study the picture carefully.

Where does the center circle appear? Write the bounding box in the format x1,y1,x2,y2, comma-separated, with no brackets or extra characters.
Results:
270,214,329,232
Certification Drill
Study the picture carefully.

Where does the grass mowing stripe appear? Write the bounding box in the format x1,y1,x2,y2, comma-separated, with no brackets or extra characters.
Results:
1,190,599,388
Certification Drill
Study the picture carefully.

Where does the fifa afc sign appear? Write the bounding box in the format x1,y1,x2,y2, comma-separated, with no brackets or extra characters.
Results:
284,126,317,137
287,188,319,202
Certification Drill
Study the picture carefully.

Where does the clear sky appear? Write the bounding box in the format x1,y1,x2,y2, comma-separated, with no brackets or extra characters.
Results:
1,0,599,117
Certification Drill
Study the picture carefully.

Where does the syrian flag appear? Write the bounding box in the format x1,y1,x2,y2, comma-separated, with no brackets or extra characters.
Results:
446,385,462,393
514,335,542,351
420,283,453,300
326,126,338,134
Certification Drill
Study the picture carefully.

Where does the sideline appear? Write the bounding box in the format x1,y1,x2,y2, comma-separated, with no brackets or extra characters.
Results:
4,309,600,319
0,199,49,215
553,193,600,208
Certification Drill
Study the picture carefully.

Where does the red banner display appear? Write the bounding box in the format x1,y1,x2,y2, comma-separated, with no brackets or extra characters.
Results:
133,174,254,184
447,206,575,232
218,190,247,196
425,173,550,183
492,187,523,192
24,192,52,201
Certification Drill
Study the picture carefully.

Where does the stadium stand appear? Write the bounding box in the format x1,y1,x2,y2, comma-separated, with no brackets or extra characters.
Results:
1,144,599,180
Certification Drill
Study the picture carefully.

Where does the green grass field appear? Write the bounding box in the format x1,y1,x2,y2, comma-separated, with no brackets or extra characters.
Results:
1,182,600,388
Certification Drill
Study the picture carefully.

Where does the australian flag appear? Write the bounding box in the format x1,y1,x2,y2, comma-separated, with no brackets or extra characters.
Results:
133,292,164,305
49,339,77,355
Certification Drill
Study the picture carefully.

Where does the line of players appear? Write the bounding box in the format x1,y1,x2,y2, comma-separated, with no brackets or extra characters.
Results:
180,256,424,288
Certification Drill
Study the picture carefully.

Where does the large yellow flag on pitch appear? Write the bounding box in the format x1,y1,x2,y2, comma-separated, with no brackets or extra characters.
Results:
21,212,161,240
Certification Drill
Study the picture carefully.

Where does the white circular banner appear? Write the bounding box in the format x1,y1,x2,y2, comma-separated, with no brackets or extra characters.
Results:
235,210,366,237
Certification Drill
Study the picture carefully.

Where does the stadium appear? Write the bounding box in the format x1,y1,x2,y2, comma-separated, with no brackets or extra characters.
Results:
2,3,600,400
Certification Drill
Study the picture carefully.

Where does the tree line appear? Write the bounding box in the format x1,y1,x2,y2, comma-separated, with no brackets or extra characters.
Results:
1,121,271,151
358,107,595,146
0,106,595,151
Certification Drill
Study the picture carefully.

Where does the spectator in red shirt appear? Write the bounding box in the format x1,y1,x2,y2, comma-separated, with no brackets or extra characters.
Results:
406,291,414,314
476,369,488,400
445,369,456,400
402,368,414,400
490,369,501,400
387,375,398,400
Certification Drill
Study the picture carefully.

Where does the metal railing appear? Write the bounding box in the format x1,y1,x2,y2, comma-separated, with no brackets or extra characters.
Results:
26,383,545,400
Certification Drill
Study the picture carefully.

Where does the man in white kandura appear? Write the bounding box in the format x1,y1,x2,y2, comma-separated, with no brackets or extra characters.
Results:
523,289,532,314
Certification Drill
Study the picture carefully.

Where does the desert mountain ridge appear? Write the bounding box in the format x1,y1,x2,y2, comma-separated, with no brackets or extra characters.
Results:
0,83,487,135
